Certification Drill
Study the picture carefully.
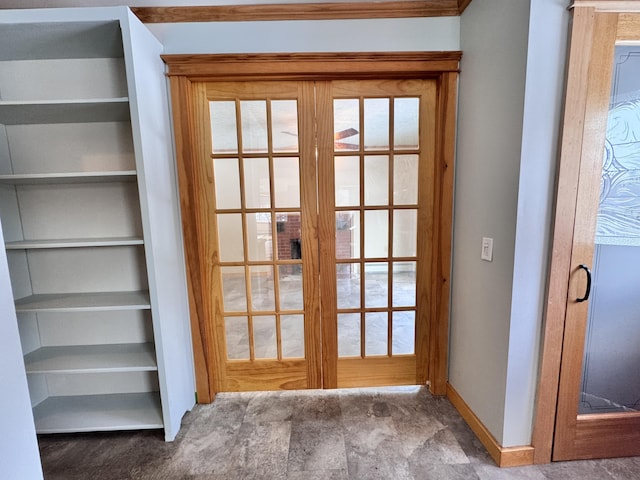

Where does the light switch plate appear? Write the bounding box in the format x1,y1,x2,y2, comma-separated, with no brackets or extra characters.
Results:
481,237,493,262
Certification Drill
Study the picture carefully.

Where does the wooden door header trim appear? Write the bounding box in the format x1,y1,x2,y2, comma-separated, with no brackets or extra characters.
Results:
162,52,462,80
617,13,640,40
571,1,640,12
133,1,473,23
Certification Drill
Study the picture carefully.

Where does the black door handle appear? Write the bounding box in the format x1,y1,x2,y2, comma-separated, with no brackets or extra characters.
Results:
576,264,591,303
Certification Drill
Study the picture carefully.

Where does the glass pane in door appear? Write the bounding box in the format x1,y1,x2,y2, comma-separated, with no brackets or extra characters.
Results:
394,98,419,150
365,312,388,356
364,262,388,308
392,311,415,355
281,315,305,358
240,100,268,153
579,46,640,414
335,156,360,207
364,210,388,258
244,158,271,209
364,156,389,206
253,315,277,359
225,316,249,360
364,98,390,150
393,155,418,205
334,99,360,152
271,100,299,153
273,158,301,208
210,101,238,154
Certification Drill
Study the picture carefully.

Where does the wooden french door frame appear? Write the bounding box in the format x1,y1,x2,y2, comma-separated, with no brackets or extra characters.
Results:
164,52,460,402
533,5,640,463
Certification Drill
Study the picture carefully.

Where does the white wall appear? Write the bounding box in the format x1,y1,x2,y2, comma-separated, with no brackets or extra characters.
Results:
0,222,43,479
503,0,569,447
450,0,531,445
0,1,460,53
148,17,459,54
450,0,569,447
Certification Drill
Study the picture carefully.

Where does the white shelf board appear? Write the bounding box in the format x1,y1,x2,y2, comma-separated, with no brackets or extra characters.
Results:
15,291,151,312
0,170,137,185
0,97,129,124
33,393,163,434
25,343,157,374
5,236,144,249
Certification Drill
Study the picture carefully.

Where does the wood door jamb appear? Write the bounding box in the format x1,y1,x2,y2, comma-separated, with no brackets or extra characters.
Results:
166,52,459,401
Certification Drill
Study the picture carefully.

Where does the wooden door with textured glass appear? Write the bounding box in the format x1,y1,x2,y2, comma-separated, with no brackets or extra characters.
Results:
317,80,437,388
203,82,320,392
552,11,640,461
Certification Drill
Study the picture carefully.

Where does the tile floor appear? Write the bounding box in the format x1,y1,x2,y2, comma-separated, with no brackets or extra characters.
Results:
38,386,640,479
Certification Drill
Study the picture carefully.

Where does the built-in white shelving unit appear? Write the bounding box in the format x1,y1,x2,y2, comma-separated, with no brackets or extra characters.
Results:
0,7,195,442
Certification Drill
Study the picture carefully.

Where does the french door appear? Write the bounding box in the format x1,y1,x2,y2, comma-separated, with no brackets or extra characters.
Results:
551,9,640,461
165,53,459,399
318,80,436,388
197,79,436,392
202,81,320,392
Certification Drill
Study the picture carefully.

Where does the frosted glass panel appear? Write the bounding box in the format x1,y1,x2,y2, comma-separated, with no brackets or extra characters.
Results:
273,157,300,208
250,266,275,311
580,245,640,413
253,315,277,359
244,158,271,209
392,311,415,355
394,98,419,150
279,265,303,311
364,98,389,150
596,48,640,246
364,210,388,258
364,262,388,308
364,156,389,206
246,212,273,261
217,214,244,262
213,158,241,210
241,100,268,153
221,266,247,312
336,211,360,259
335,156,360,207
394,155,419,205
579,47,640,415
334,99,360,152
365,312,387,356
272,100,299,153
210,101,238,154
338,313,361,357
337,263,360,309
392,262,416,307
225,316,249,360
281,315,305,358
393,209,417,258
